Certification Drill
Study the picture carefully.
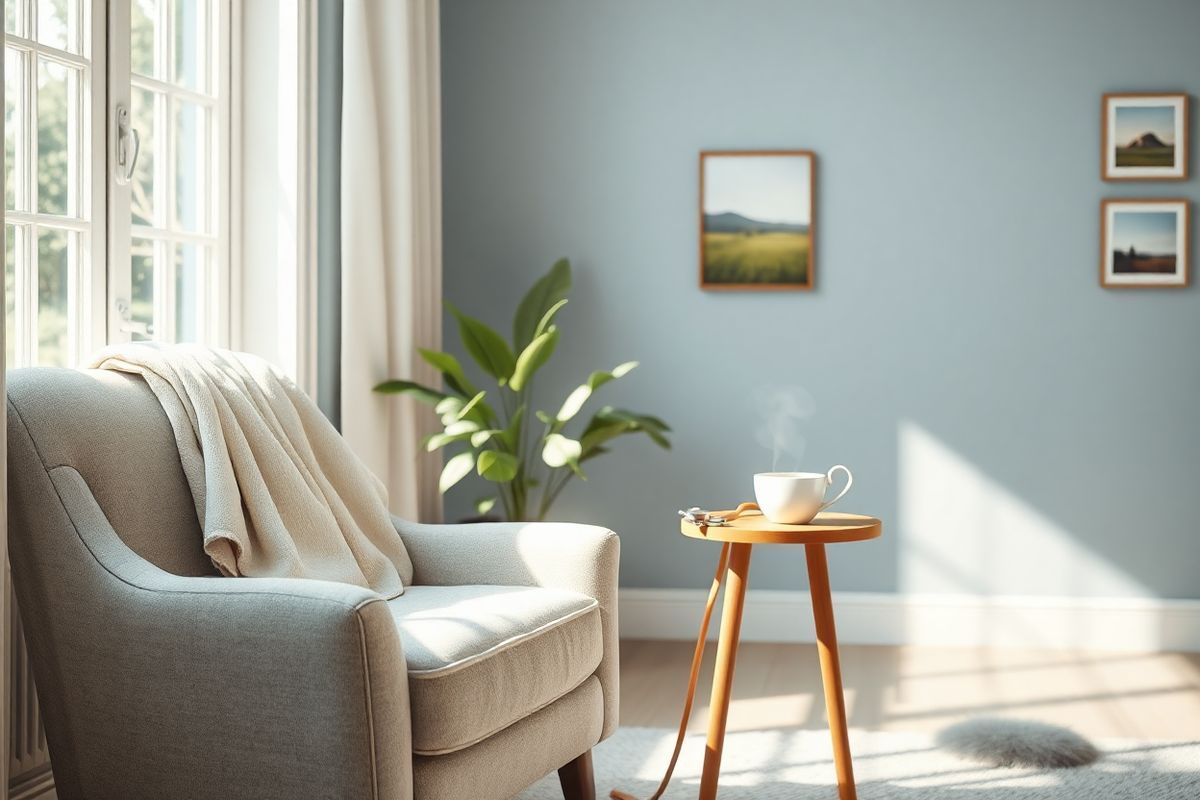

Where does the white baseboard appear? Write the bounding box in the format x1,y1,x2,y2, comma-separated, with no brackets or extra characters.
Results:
618,588,1200,652
9,769,55,800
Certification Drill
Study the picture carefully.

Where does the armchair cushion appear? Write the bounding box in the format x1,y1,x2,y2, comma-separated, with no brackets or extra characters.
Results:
387,585,603,756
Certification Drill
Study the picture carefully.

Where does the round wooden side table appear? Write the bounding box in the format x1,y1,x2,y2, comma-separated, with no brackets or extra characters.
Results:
680,510,882,800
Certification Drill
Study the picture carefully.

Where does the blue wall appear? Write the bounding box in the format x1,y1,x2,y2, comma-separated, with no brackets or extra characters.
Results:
440,0,1200,598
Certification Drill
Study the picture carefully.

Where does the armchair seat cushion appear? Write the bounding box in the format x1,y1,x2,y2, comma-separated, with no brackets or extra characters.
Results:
387,585,603,755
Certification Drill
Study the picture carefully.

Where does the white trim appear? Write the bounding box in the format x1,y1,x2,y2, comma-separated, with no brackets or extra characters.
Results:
619,588,1200,653
226,0,241,348
294,0,319,398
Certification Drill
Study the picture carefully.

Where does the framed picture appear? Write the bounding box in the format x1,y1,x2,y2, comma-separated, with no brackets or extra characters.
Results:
1102,93,1189,181
700,150,815,290
1101,199,1190,288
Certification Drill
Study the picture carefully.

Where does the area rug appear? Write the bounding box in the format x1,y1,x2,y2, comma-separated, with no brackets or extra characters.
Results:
517,727,1200,799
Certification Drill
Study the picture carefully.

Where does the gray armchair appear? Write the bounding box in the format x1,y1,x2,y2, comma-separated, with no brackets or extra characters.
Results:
6,367,619,800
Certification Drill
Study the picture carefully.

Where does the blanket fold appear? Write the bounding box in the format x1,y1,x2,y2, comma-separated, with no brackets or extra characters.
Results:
91,343,411,599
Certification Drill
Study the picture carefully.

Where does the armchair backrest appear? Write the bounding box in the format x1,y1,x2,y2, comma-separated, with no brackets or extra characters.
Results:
7,367,214,577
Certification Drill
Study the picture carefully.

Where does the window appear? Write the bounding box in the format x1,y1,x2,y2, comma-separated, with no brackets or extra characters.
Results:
4,0,103,367
4,0,230,369
110,0,230,344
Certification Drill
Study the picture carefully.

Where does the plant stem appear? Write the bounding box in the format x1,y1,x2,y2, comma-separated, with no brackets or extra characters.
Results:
538,468,573,521
498,486,514,521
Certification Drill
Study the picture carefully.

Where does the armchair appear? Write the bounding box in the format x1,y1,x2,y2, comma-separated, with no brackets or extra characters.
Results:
6,367,618,800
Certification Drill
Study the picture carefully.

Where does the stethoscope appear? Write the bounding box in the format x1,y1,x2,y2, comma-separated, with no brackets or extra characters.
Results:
677,502,760,527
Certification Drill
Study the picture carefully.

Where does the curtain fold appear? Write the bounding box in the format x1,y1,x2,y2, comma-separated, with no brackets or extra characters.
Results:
340,0,443,521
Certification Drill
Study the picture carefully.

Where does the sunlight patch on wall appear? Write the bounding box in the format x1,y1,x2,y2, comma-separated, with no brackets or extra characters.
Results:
898,420,1147,598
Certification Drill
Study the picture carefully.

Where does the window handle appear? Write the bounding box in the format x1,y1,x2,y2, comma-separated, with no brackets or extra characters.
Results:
115,298,151,337
115,105,140,185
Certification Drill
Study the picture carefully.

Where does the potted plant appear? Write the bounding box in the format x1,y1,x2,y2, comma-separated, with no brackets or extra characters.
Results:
375,259,670,521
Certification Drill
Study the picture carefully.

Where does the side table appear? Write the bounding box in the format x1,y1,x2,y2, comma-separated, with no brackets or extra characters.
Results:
681,509,882,800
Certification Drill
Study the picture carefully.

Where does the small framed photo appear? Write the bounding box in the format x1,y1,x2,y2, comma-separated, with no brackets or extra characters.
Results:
1101,199,1190,288
700,150,815,290
1102,93,1189,181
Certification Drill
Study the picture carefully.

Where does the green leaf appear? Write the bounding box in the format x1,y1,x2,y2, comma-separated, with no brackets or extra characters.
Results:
580,406,673,454
555,361,639,422
426,431,475,452
579,421,631,454
543,433,583,468
470,429,500,448
534,299,568,339
447,301,516,381
512,258,571,351
436,392,494,427
580,445,610,463
509,327,559,392
444,419,482,436
439,452,475,493
475,497,497,515
477,450,519,482
455,391,487,422
418,349,477,397
373,380,446,405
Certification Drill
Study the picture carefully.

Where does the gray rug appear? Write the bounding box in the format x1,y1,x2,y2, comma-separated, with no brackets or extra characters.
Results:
517,727,1200,799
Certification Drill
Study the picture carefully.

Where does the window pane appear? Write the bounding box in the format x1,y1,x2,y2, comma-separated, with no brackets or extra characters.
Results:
130,86,158,226
4,48,21,211
37,0,81,54
172,0,208,92
174,99,206,232
130,237,155,340
37,227,71,366
37,58,79,216
5,224,15,367
4,0,21,37
131,0,160,78
173,242,205,342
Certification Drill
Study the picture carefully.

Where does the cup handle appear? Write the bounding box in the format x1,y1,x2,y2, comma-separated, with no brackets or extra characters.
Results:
817,465,853,514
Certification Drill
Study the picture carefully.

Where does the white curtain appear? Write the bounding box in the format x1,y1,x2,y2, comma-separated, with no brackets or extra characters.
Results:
340,0,443,521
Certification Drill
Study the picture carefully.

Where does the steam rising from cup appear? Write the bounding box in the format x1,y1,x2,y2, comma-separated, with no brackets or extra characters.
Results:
753,386,816,471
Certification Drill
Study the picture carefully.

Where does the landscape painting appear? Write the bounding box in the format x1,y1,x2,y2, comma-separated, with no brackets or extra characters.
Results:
701,151,814,290
1103,94,1189,180
1102,200,1189,288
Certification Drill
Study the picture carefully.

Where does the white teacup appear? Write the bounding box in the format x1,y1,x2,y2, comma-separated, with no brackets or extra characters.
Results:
753,466,853,525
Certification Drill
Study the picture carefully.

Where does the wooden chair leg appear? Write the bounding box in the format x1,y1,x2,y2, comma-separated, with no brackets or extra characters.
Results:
558,749,596,800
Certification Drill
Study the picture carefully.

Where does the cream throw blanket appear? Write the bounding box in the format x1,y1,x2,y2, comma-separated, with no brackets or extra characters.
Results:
91,344,411,599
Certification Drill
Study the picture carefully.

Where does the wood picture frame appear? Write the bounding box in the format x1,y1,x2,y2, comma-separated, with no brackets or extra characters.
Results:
1100,198,1190,288
1102,93,1189,181
699,150,816,291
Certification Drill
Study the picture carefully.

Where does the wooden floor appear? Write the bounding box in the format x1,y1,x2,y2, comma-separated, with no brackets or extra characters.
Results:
619,640,1200,740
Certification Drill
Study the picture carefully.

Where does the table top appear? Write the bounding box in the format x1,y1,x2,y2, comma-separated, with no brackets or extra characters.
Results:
680,510,882,545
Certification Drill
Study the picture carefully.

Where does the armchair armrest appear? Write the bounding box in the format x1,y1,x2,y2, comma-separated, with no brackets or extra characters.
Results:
30,466,414,800
393,518,621,737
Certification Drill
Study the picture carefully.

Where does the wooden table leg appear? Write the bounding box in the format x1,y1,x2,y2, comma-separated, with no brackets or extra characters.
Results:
805,543,857,800
698,542,753,800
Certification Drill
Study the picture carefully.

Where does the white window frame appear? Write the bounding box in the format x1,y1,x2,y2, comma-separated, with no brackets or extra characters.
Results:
5,0,233,366
4,0,106,366
232,0,317,395
106,0,233,348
